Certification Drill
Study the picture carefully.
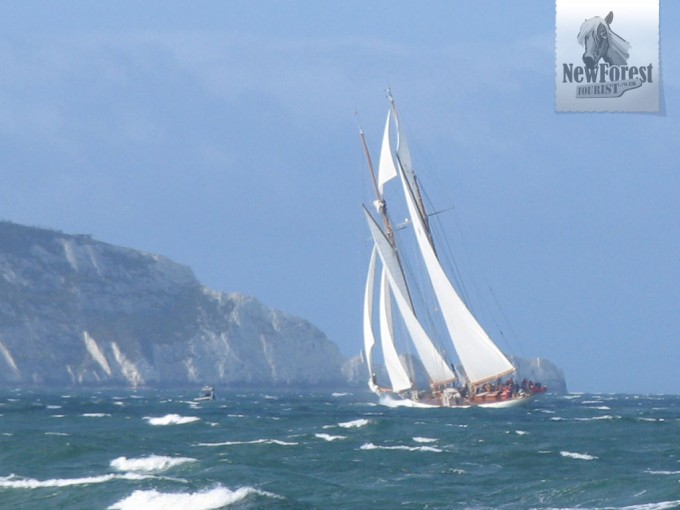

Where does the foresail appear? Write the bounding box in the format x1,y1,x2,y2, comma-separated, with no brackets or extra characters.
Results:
397,164,515,386
364,207,456,387
363,247,379,393
379,268,412,392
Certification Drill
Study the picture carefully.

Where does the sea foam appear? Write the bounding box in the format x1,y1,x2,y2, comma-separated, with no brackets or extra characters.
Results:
337,419,370,428
198,438,298,447
0,473,149,489
560,451,598,461
110,455,197,473
315,433,346,442
108,486,276,510
144,414,200,426
361,442,442,453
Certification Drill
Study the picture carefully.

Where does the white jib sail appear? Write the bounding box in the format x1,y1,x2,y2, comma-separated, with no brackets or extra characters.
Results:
379,268,412,392
397,163,515,386
363,247,380,393
378,111,398,193
364,208,456,387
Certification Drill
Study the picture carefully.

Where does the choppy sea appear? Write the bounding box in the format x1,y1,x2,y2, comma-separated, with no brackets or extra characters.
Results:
0,389,678,510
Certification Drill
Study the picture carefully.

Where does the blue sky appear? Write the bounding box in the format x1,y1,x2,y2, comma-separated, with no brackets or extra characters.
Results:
1,1,678,394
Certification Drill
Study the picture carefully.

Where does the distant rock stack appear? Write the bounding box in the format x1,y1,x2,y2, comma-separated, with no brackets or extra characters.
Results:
508,355,568,394
0,221,347,388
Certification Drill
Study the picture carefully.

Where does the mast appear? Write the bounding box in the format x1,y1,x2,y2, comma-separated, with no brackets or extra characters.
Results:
359,115,415,310
360,116,415,392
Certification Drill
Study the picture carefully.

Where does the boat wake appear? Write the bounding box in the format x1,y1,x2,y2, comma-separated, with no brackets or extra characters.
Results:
378,395,442,409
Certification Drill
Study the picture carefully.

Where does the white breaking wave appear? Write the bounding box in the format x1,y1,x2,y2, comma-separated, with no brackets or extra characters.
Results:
108,486,278,510
110,455,197,473
315,433,346,442
197,439,298,447
144,414,200,426
82,413,111,418
413,437,437,443
0,472,149,489
560,451,598,461
361,442,442,453
574,415,618,421
548,501,680,510
551,415,617,422
337,419,371,429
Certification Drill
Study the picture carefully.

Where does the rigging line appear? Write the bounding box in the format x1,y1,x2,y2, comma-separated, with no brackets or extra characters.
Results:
428,205,456,218
426,189,518,358
484,278,526,358
433,206,494,334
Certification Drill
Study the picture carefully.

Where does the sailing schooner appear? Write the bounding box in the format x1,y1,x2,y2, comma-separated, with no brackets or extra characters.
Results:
361,91,545,408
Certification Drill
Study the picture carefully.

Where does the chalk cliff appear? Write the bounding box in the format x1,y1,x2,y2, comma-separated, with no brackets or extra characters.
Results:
0,221,346,387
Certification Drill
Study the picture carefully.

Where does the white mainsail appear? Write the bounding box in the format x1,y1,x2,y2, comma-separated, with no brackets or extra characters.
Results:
379,268,412,392
364,207,456,386
362,205,410,306
396,158,515,386
362,247,379,393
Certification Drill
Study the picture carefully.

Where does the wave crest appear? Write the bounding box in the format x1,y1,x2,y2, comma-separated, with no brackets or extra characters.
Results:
110,455,197,473
144,414,200,426
108,486,278,510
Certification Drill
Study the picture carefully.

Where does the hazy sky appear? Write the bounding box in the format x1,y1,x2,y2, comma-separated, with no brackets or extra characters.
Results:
1,1,678,394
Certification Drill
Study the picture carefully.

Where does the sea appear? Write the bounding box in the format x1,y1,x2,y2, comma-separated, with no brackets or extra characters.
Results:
0,389,678,510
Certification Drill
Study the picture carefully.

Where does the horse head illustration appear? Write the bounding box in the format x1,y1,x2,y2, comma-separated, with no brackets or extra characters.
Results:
577,11,630,68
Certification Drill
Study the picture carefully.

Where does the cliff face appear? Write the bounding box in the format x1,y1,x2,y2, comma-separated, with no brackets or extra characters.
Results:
0,222,346,387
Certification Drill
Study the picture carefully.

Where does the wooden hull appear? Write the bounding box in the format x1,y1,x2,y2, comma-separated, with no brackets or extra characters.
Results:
378,389,538,409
